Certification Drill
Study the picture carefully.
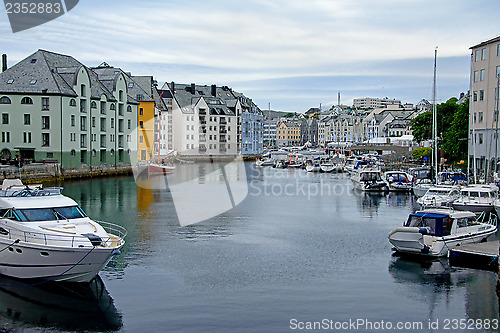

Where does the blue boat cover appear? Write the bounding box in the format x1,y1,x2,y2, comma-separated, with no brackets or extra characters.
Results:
410,212,449,219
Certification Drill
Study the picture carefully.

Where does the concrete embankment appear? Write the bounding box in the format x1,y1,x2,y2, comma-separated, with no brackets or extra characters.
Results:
0,163,132,183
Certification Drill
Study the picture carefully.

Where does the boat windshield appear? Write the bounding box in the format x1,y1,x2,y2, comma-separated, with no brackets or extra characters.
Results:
360,172,381,181
13,206,87,222
404,213,451,236
426,190,448,195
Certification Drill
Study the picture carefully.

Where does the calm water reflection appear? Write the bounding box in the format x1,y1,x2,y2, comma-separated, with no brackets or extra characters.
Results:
2,163,499,332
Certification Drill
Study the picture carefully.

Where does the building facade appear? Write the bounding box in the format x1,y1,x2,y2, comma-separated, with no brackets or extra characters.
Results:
277,121,301,147
469,35,500,176
0,50,138,169
353,97,401,109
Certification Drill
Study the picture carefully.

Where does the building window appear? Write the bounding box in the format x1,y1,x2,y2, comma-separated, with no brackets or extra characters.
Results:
118,104,123,116
70,99,76,107
42,133,49,146
21,97,33,105
42,116,50,129
118,119,124,133
119,90,123,102
474,71,478,82
110,104,116,111
100,101,106,114
100,118,106,132
479,112,484,123
24,114,30,125
482,48,486,60
80,134,87,148
473,91,478,102
479,90,484,101
71,149,76,157
139,136,143,143
81,84,86,97
497,44,500,56
480,69,485,81
139,108,143,115
23,132,31,143
2,113,8,124
127,119,131,129
42,97,49,110
91,101,97,109
479,133,483,144
80,99,86,113
111,118,114,128
127,105,132,112
1,132,9,143
0,96,11,104
475,50,480,61
139,121,143,129
71,115,75,126
80,116,87,131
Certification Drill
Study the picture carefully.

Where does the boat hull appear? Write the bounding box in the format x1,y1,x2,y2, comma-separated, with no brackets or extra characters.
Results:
451,202,496,214
0,239,122,283
148,164,175,175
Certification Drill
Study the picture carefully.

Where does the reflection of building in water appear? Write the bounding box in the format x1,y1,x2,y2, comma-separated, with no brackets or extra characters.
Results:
386,192,411,207
355,192,384,216
0,276,121,331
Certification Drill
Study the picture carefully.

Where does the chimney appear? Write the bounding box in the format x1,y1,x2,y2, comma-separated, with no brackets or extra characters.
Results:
2,54,6,72
211,84,216,97
170,81,175,93
191,83,196,94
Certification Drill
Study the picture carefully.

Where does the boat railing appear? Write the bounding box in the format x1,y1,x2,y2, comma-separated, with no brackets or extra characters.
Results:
0,221,127,248
0,187,63,197
476,211,498,227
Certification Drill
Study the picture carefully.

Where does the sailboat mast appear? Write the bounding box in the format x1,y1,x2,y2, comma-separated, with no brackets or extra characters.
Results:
433,47,438,183
495,74,500,180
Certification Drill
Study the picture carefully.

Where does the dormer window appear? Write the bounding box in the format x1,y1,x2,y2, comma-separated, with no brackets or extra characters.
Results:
29,79,37,85
31,59,37,63
128,82,134,88
6,79,13,84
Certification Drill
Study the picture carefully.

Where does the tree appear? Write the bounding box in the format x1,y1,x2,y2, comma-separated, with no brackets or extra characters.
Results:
411,111,432,143
442,98,469,163
284,113,294,118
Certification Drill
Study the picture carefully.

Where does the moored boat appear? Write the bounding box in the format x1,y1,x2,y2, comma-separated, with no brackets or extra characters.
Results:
383,171,412,192
351,168,388,192
0,179,126,283
388,209,497,257
416,185,460,209
451,184,498,214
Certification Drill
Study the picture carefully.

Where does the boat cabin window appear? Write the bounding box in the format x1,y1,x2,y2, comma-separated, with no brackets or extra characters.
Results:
456,217,478,228
450,190,459,196
360,172,380,181
11,206,86,222
480,192,490,198
405,214,452,236
468,192,479,197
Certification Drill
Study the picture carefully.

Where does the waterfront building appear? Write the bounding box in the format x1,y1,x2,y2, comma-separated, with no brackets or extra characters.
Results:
469,35,500,177
263,118,278,148
362,105,414,141
353,97,401,109
233,92,264,155
277,121,301,147
161,82,239,156
0,49,138,168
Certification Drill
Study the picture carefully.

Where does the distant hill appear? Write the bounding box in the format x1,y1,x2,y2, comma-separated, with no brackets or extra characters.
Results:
261,110,297,119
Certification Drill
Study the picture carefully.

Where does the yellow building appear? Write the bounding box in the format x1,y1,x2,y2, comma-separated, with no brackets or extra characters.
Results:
277,121,301,147
130,76,165,162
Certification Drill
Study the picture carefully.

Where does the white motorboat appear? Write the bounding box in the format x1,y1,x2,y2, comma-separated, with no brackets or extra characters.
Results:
388,209,497,257
305,160,321,172
319,160,336,173
416,185,461,209
351,168,388,192
412,179,433,198
383,171,412,192
255,158,274,167
0,179,126,283
452,184,498,214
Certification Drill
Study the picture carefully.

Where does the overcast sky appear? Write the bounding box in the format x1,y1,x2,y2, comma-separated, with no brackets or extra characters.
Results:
1,0,499,112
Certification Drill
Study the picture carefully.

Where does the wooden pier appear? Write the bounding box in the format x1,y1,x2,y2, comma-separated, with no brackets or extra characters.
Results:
448,241,499,271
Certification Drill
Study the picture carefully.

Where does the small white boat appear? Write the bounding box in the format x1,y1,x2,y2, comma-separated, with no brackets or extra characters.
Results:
388,209,497,257
452,184,498,214
0,179,126,283
305,160,321,172
148,163,176,174
383,171,412,192
320,161,336,173
412,179,433,198
351,168,388,192
255,158,274,167
417,185,460,209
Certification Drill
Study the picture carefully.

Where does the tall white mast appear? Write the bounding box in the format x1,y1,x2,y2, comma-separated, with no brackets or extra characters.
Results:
433,47,438,183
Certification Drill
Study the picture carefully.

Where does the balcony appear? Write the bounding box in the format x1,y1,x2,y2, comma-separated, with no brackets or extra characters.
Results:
199,126,207,134
219,145,227,152
200,120,207,125
199,145,207,153
199,109,206,115
219,138,227,143
199,135,206,142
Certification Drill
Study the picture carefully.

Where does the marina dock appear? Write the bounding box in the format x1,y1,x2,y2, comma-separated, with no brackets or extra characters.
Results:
449,241,499,272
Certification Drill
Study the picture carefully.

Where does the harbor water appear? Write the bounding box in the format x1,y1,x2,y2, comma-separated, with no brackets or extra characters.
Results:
1,162,499,332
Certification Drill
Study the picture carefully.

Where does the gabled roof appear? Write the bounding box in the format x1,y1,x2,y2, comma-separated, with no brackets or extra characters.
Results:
91,66,145,105
0,49,79,96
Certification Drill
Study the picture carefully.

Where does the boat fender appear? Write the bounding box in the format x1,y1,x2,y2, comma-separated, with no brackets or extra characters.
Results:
421,245,430,254
418,228,428,235
83,233,103,246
